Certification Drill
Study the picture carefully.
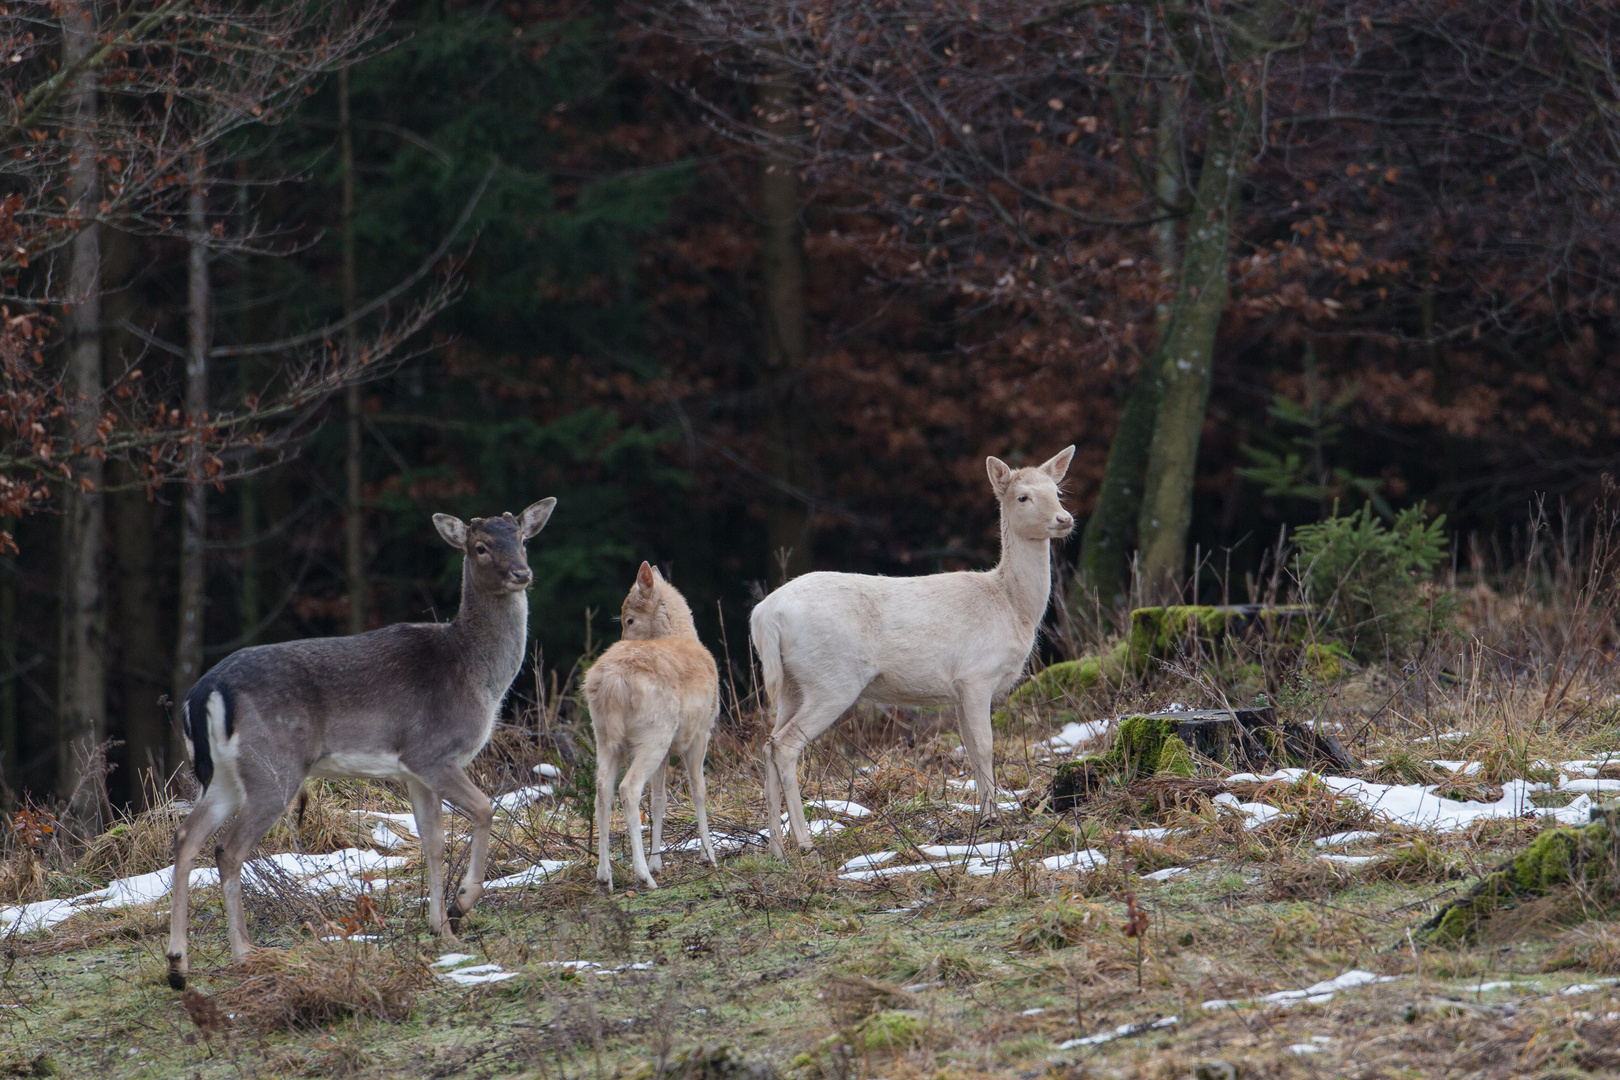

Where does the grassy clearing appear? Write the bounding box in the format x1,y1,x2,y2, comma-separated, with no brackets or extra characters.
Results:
4,581,1620,1079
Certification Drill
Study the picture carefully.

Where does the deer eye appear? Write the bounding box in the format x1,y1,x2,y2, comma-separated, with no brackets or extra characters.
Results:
475,543,488,555
1017,495,1029,502
625,616,634,625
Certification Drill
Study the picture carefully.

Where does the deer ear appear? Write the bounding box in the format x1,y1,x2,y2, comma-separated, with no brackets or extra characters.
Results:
986,456,1014,495
636,561,657,593
518,498,556,540
433,513,468,551
1039,446,1075,481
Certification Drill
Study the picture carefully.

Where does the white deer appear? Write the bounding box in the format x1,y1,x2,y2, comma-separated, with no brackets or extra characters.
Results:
164,500,555,990
584,562,719,890
750,448,1074,857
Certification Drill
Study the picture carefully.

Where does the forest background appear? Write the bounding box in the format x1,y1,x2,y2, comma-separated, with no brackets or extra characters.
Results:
3,0,1619,821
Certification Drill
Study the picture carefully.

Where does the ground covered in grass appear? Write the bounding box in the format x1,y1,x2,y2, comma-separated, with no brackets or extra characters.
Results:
6,576,1620,1079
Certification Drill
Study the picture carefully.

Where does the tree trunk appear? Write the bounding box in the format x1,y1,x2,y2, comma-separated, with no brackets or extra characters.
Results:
172,159,210,722
1,525,17,804
1075,78,1185,610
758,56,814,581
1136,95,1257,600
102,223,170,809
56,1,107,829
113,464,168,806
340,66,366,634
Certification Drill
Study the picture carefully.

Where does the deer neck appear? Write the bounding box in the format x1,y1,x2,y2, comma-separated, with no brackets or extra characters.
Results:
450,564,529,700
992,512,1052,633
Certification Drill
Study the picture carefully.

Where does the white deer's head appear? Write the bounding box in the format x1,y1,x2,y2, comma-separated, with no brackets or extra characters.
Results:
986,447,1075,542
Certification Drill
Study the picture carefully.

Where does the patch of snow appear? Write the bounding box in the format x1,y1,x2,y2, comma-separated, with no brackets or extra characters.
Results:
839,852,897,872
806,799,872,817
535,763,562,779
1057,1016,1176,1049
1124,826,1178,840
1318,854,1379,867
838,862,937,882
1287,1043,1323,1055
1560,777,1620,794
1429,760,1483,775
1222,769,1593,832
1143,867,1190,882
433,953,478,968
484,862,572,889
1048,719,1112,751
442,962,519,986
919,842,1022,860
1041,849,1108,873
493,786,555,812
1314,831,1381,847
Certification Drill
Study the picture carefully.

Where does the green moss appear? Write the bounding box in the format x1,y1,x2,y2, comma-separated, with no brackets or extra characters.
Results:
790,1011,930,1076
1428,820,1619,943
1303,641,1350,682
1111,714,1183,777
1154,733,1197,777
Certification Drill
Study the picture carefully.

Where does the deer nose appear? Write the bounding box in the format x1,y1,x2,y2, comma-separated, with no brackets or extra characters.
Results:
1055,511,1074,529
508,568,533,585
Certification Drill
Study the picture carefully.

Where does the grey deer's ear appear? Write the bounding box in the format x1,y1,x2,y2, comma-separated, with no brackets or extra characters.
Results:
1039,446,1075,481
433,513,468,551
986,455,1014,496
518,498,557,540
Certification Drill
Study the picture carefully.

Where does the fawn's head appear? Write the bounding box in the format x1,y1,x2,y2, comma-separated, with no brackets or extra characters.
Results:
619,561,697,640
433,498,556,594
986,447,1075,542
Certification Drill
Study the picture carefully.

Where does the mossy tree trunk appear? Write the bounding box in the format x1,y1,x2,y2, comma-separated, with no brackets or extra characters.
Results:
1135,0,1289,602
1076,74,1184,612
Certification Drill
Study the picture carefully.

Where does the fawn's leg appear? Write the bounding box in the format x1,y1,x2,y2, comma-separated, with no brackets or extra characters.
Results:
594,746,619,890
648,762,668,874
618,743,668,888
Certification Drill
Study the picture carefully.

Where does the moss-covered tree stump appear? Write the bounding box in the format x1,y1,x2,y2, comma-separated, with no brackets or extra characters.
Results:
1421,812,1620,943
1047,705,1355,811
1002,605,1337,728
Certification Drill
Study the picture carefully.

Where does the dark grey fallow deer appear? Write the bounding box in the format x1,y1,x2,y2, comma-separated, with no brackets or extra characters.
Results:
165,499,555,991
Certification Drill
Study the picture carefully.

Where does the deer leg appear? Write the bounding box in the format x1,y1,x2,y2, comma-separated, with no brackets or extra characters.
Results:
594,745,619,890
763,738,787,861
648,760,668,874
770,698,849,853
215,785,298,962
435,769,494,930
405,779,450,938
683,731,717,867
619,745,666,889
166,785,237,990
954,683,999,821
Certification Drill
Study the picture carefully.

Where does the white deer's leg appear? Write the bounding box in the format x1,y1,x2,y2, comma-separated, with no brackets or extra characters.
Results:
406,779,449,938
763,740,787,860
595,746,618,889
648,761,668,874
436,768,494,928
683,732,717,867
618,746,665,888
214,784,298,961
955,683,999,820
166,786,236,990
771,698,849,853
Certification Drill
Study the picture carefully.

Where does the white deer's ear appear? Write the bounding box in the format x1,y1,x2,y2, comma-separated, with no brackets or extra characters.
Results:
986,455,1014,495
518,498,557,540
433,513,468,551
1039,446,1075,481
636,561,657,593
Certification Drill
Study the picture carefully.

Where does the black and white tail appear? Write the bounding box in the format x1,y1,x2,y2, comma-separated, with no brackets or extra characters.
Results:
179,676,232,792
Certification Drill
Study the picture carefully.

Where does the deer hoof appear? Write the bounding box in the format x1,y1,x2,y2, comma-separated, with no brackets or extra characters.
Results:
166,956,186,992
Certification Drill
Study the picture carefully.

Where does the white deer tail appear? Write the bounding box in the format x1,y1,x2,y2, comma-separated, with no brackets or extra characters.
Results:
750,602,785,712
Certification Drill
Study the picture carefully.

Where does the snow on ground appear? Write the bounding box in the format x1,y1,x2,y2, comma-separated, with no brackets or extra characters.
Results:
1,848,405,935
1202,969,1400,1011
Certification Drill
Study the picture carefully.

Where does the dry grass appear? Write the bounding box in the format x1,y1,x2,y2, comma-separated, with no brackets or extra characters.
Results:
212,939,433,1033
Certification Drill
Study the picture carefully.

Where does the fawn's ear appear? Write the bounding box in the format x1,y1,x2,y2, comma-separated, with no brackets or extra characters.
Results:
636,560,657,594
518,498,557,540
986,456,1014,496
1039,446,1075,482
433,514,468,551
